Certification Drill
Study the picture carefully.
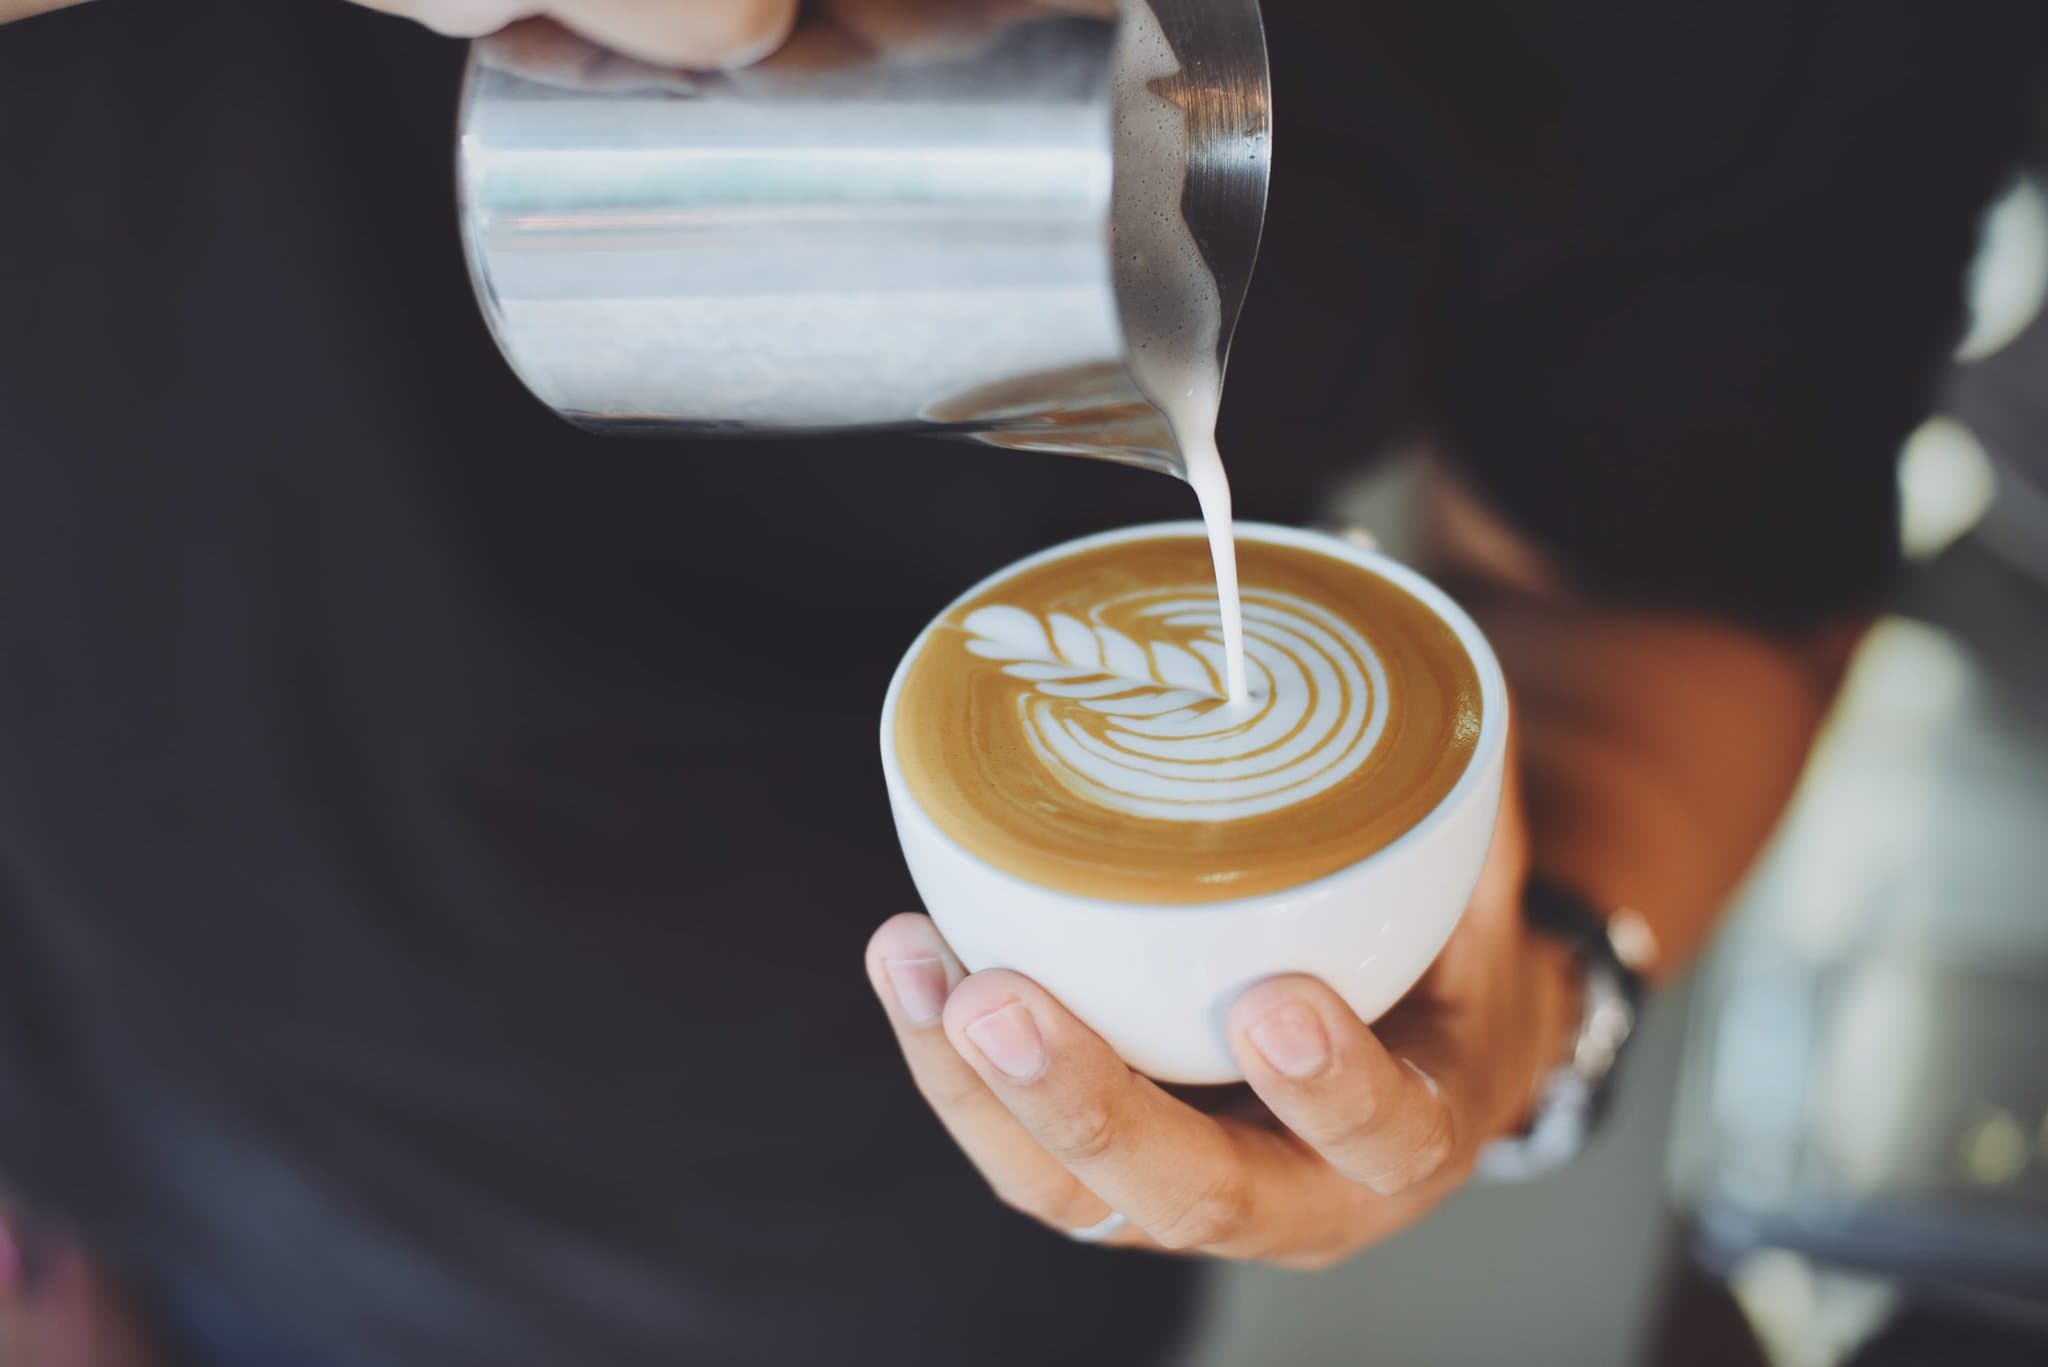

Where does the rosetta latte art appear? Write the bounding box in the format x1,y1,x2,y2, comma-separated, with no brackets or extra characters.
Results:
892,534,1482,904
960,590,1390,822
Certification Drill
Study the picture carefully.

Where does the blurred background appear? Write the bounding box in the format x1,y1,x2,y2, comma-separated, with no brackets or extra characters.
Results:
1176,128,2048,1367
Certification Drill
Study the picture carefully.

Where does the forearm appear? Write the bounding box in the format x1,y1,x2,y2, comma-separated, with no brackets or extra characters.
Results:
1420,464,1865,980
0,0,86,23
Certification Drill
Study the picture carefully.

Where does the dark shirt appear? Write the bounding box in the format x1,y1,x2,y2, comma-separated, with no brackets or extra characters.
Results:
0,1,2040,1363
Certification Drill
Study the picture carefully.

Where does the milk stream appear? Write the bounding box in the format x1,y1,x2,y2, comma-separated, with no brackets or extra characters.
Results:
1113,2,1249,704
1173,426,1246,704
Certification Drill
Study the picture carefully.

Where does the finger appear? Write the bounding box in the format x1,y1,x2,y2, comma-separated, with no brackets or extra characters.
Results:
863,917,1145,1245
354,0,539,38
475,17,700,91
1227,976,1468,1197
944,970,1351,1258
554,0,800,68
823,0,1033,61
726,18,875,91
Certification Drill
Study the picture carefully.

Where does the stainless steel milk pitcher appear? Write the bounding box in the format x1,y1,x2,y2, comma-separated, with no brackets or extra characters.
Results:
456,0,1270,478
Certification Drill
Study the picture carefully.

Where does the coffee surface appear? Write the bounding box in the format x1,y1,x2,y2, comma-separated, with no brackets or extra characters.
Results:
893,535,1483,903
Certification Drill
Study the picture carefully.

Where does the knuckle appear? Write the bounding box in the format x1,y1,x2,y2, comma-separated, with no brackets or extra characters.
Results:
986,1177,1036,1217
912,1066,988,1115
1312,1091,1385,1155
1363,1109,1459,1194
988,1170,1083,1225
1410,1108,1460,1179
705,0,797,59
1151,1170,1250,1252
1038,1100,1120,1165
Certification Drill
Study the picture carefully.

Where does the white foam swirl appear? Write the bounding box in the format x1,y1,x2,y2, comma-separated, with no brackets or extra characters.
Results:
961,587,1388,821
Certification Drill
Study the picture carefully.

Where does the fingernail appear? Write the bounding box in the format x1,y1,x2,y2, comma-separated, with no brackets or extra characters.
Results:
1402,1058,1441,1095
1248,1003,1330,1078
884,956,950,1025
965,1002,1048,1081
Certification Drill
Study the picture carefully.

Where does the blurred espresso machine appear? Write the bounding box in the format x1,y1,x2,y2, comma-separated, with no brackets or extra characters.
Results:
1670,160,2048,1359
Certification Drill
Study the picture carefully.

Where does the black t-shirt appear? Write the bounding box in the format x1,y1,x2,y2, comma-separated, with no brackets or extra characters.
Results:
0,1,2040,1363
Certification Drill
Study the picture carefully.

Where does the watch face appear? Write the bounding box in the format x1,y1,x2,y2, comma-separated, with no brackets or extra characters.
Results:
1579,958,1639,1076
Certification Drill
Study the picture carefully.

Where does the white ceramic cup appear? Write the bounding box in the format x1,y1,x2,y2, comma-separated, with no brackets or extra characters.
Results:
879,521,1509,1084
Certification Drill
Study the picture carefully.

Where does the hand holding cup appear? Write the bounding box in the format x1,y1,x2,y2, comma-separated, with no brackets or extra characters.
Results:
864,764,1581,1265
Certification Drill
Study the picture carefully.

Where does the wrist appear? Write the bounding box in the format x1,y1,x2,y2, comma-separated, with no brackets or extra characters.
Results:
1519,934,1584,1128
0,1,91,24
1479,876,1648,1180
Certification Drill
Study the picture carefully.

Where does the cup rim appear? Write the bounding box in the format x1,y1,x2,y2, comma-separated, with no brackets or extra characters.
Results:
879,520,1510,914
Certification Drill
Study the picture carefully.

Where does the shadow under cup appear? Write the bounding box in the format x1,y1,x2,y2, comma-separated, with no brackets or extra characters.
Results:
879,521,1509,1084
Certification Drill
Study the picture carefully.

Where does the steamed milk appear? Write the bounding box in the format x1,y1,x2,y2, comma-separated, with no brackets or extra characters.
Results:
894,536,1483,904
1112,2,1248,702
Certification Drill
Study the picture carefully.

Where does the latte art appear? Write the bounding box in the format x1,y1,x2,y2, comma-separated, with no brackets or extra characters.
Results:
960,589,1389,822
894,534,1484,904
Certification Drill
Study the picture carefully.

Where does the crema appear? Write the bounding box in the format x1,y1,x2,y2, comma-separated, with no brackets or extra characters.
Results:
893,535,1483,903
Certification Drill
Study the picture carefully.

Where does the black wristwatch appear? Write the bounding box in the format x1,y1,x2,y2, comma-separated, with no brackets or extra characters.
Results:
1476,875,1654,1181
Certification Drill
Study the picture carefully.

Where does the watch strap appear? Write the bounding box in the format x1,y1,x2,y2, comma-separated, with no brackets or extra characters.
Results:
1476,875,1650,1181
